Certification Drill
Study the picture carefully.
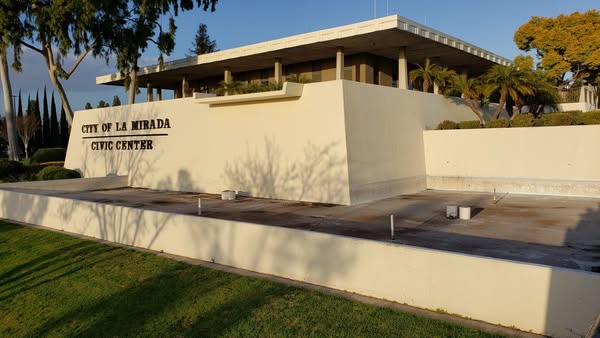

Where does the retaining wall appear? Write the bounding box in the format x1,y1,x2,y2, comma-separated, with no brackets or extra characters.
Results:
0,186,598,337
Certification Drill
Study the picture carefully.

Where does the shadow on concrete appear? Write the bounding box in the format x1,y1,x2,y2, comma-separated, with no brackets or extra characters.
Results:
545,204,600,337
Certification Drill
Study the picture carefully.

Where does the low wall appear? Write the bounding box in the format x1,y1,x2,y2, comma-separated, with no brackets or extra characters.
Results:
423,125,600,197
0,188,598,337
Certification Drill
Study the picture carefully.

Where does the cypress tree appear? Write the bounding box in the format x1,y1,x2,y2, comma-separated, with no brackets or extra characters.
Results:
17,90,23,117
34,91,42,149
60,106,69,148
42,87,50,147
50,92,59,147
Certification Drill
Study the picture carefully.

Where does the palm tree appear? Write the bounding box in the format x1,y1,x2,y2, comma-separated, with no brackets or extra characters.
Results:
483,64,534,120
214,80,244,96
433,67,457,94
409,58,438,92
448,73,486,126
522,71,559,118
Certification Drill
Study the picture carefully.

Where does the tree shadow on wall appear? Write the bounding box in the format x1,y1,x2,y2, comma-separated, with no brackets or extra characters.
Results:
223,137,347,204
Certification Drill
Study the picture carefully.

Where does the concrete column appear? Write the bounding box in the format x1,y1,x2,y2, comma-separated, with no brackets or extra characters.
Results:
224,67,232,83
146,82,153,102
398,47,408,90
156,87,162,101
274,58,282,84
182,76,189,98
336,47,344,80
174,88,181,99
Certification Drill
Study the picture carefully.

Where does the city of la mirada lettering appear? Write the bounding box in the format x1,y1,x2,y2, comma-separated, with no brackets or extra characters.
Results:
81,118,171,151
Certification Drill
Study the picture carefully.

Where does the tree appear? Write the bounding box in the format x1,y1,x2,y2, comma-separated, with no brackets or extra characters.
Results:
112,95,121,106
0,1,26,161
188,23,217,55
18,0,125,126
16,115,40,159
433,67,457,94
112,0,219,104
33,91,42,149
50,92,59,146
42,87,50,147
84,102,93,110
409,58,438,92
60,106,69,148
97,100,110,108
483,64,534,120
17,90,22,117
514,10,600,88
447,73,487,126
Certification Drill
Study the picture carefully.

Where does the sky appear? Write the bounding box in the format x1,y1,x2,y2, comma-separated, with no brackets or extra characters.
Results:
2,0,599,113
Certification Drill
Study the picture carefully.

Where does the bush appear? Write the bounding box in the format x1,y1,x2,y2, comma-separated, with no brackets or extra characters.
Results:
35,166,81,181
437,120,459,130
485,118,510,128
30,148,66,164
458,120,481,129
579,111,600,125
538,112,583,126
0,160,24,178
510,114,535,128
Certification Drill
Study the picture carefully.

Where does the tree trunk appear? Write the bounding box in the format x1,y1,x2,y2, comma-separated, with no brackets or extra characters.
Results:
0,53,20,161
493,92,507,120
128,61,138,105
23,140,28,159
44,55,74,126
463,95,485,126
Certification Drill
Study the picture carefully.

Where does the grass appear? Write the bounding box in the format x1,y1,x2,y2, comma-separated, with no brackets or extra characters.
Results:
0,221,504,337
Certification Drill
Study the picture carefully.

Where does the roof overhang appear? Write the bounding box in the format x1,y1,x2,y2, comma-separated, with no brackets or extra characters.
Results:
97,14,512,89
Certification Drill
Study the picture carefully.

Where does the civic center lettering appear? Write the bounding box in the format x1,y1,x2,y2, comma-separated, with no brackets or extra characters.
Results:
81,118,171,151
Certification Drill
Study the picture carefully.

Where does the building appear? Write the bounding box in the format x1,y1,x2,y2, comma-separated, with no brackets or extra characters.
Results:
66,15,512,205
96,14,510,100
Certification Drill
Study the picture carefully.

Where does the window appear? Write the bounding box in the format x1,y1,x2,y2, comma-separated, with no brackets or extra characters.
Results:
344,66,353,81
312,62,322,82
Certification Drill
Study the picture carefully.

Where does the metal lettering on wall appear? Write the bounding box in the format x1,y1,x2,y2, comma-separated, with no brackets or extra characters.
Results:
81,118,171,151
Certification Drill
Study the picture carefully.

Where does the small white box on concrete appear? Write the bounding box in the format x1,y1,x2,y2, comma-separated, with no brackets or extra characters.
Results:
446,205,458,219
221,190,236,201
459,206,471,220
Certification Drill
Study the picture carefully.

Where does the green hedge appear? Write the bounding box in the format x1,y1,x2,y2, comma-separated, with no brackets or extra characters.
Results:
35,166,81,181
436,120,459,130
458,120,481,129
30,148,66,164
485,118,510,128
436,110,600,130
0,160,24,178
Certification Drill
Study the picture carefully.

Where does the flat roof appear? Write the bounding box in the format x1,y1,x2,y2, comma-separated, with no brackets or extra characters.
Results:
97,14,512,89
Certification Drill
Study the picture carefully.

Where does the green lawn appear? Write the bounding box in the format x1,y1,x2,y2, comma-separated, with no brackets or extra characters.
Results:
0,221,504,337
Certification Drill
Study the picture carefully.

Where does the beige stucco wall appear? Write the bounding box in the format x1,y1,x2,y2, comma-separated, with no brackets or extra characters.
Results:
65,81,351,204
423,126,600,196
66,80,483,205
341,81,484,203
0,187,597,337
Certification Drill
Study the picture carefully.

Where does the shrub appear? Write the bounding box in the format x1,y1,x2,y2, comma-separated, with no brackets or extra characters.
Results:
485,118,510,128
35,166,81,181
510,114,535,128
458,120,481,129
538,112,583,126
437,120,459,130
579,111,600,125
0,160,24,178
30,148,66,164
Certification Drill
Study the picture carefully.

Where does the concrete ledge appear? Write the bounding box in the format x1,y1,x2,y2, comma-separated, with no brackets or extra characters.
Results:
194,82,303,106
0,176,129,192
427,176,600,198
0,188,598,336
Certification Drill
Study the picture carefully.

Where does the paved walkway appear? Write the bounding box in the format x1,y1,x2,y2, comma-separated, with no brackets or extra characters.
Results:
26,187,600,272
